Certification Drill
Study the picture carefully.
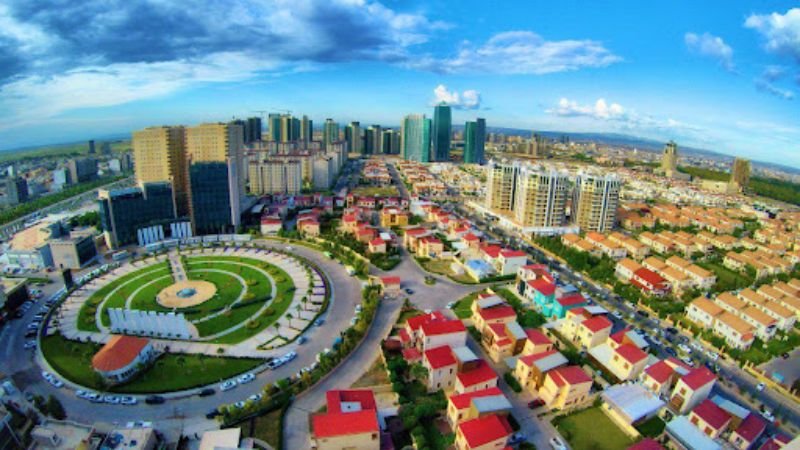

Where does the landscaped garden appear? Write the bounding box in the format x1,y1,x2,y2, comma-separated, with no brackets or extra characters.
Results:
553,406,633,450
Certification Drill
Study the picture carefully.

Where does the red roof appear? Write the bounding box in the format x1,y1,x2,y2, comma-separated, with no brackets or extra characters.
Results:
681,367,716,390
644,361,675,384
397,328,410,343
528,278,555,296
458,414,513,448
691,399,731,430
326,389,377,413
312,410,378,438
758,435,790,450
524,328,551,345
478,305,517,321
549,366,591,387
381,276,401,286
91,335,150,372
402,347,421,362
610,328,630,344
420,236,442,245
405,227,429,236
627,438,665,450
406,311,446,331
734,414,766,442
582,315,613,333
370,238,386,246
260,217,282,225
481,245,502,258
556,293,587,307
518,349,560,367
342,213,357,222
616,343,648,364
500,249,526,259
425,345,457,369
633,267,667,287
448,387,504,410
421,319,466,336
462,232,480,242
457,360,497,387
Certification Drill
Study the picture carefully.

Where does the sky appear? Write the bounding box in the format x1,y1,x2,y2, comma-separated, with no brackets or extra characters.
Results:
1,0,799,167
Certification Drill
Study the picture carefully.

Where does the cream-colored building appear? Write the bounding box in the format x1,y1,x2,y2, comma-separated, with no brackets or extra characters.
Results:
248,159,302,195
132,126,189,215
484,160,517,211
513,166,569,228
539,366,592,410
572,173,621,232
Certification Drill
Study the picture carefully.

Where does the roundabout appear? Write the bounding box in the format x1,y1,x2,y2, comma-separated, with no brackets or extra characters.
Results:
41,241,333,394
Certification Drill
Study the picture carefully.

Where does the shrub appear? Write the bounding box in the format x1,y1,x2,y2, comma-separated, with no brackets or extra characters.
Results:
504,372,522,393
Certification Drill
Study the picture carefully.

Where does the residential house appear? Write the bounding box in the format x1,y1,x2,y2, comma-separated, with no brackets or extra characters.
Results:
311,390,380,450
454,414,512,450
669,367,717,414
688,399,732,439
423,346,459,392
446,387,511,427
455,360,498,394
539,366,593,410
514,349,568,392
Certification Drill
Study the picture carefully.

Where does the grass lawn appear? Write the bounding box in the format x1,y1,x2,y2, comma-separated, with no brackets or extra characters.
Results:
553,407,633,450
351,186,399,197
247,408,284,448
635,416,666,438
397,307,423,324
420,258,476,284
78,263,170,331
730,333,800,365
697,261,753,292
351,357,389,388
41,334,263,393
452,291,480,319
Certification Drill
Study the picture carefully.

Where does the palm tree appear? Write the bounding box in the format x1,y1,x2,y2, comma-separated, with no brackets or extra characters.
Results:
286,313,294,328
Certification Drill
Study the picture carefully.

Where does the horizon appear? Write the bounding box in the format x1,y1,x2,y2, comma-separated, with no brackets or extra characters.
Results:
1,1,799,168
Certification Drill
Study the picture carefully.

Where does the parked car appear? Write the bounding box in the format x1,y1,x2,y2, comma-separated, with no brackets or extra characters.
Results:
249,393,263,402
220,380,237,391
206,409,221,419
509,432,526,444
103,395,121,404
527,399,545,409
313,318,324,326
611,311,623,320
234,401,247,409
297,336,307,345
237,373,255,384
198,388,215,397
120,396,137,405
678,343,692,354
706,351,719,361
756,382,766,392
761,410,775,422
665,347,677,357
550,437,568,450
145,395,165,404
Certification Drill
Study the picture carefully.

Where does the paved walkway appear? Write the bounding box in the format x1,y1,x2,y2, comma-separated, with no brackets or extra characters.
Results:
168,251,187,282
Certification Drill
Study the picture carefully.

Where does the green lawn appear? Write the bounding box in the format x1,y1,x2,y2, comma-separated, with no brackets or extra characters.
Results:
77,263,170,331
697,261,754,292
247,408,285,448
41,334,263,393
351,186,399,197
635,416,666,438
553,407,633,450
419,258,477,284
452,291,480,319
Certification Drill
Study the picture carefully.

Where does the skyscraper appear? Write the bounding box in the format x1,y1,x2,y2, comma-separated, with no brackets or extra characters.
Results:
731,157,751,190
464,118,486,164
243,117,262,144
132,126,189,216
401,114,431,162
185,123,244,233
366,125,382,154
381,129,400,154
432,103,452,161
301,115,312,144
661,141,678,175
513,166,569,228
573,173,621,232
98,183,181,248
88,140,96,154
68,158,97,184
323,119,339,148
248,159,302,195
268,114,282,141
345,122,362,154
485,160,519,211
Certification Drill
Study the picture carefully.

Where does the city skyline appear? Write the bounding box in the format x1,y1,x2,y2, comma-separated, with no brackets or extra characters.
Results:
0,1,799,167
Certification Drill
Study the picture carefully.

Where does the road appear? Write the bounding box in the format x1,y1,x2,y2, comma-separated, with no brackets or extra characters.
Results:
0,239,364,441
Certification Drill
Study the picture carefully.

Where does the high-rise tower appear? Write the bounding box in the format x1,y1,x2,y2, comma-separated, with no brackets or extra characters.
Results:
432,103,452,161
573,173,621,232
401,114,431,162
132,126,189,216
661,141,679,175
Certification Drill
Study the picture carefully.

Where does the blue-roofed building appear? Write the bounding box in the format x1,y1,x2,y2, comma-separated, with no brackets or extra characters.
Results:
665,416,722,450
464,259,495,281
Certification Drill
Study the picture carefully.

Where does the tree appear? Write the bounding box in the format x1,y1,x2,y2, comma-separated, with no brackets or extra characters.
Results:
409,364,429,383
286,313,294,328
46,395,66,420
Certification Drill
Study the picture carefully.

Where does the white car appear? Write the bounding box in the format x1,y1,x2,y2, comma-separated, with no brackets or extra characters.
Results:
24,341,36,349
48,377,64,388
446,302,455,309
707,351,719,361
220,380,237,391
756,382,766,392
234,401,247,409
680,356,695,367
120,396,137,405
76,389,89,399
549,437,568,450
237,373,255,384
611,311,623,320
249,393,263,402
761,410,775,422
103,395,121,404
678,344,692,354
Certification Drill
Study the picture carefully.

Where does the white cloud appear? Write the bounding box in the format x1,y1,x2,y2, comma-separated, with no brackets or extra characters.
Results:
431,84,481,109
745,8,800,62
549,98,625,120
412,31,621,74
754,77,795,100
684,32,734,71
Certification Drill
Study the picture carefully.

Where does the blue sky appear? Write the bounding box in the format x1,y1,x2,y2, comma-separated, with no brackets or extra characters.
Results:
1,0,799,167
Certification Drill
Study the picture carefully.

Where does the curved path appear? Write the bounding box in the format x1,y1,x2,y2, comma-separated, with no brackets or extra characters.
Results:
1,239,365,442
94,265,171,332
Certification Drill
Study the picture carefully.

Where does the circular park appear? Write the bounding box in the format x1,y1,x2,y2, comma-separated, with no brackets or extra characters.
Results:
41,244,330,393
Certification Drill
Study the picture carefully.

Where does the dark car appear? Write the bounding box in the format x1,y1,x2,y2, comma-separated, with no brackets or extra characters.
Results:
198,388,215,397
782,353,790,359
206,409,221,419
528,399,545,409
665,347,677,357
665,327,678,335
636,310,648,318
145,395,165,405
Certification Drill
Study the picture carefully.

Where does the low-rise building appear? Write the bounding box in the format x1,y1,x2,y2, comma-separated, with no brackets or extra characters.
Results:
688,399,731,439
539,366,592,410
454,414,512,450
446,387,511,427
91,335,156,384
669,367,716,414
312,390,380,450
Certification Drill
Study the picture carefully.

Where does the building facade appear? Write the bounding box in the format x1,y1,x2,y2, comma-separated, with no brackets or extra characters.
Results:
573,173,621,232
401,114,431,162
432,103,452,161
132,126,189,216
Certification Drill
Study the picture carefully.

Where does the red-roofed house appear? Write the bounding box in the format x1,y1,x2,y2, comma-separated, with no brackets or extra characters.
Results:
669,367,717,414
455,414,512,450
402,227,431,250
689,399,732,439
497,249,527,275
641,360,677,397
631,268,671,296
423,345,459,392
627,438,665,450
757,434,791,450
575,315,613,349
514,349,568,392
521,328,553,355
419,319,467,352
379,276,401,295
471,301,517,334
610,344,649,381
539,366,593,409
91,335,155,384
480,244,503,262
446,387,510,426
260,216,283,235
312,389,380,450
368,238,386,254
461,232,481,250
417,236,444,258
402,347,422,364
455,360,498,394
729,414,766,450
483,321,527,362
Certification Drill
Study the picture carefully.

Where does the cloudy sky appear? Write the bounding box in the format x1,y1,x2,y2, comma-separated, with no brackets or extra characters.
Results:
1,0,799,167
